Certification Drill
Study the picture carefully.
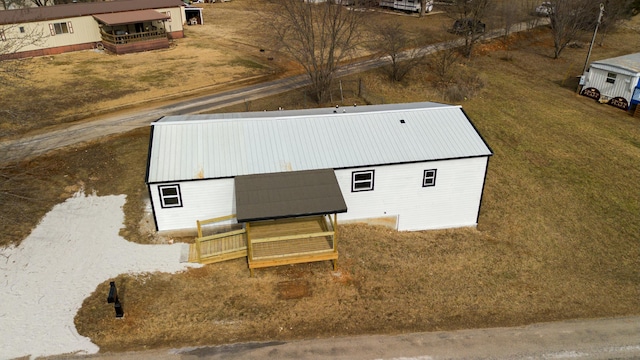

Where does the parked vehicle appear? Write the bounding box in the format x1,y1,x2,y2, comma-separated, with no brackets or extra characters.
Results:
451,18,486,35
535,2,552,16
379,0,434,13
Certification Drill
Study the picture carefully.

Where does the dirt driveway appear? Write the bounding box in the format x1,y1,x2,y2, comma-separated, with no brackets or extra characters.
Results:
68,316,640,360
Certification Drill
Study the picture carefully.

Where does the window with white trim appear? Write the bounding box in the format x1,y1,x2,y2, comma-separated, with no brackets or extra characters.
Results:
423,169,437,187
158,184,182,208
352,170,374,192
606,72,617,84
163,11,172,22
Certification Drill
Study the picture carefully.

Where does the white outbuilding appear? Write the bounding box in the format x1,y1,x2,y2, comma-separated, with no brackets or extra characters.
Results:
580,52,640,110
145,102,493,234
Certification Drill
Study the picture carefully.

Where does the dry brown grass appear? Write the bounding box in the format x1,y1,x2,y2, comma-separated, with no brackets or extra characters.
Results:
1,1,639,354
74,22,639,352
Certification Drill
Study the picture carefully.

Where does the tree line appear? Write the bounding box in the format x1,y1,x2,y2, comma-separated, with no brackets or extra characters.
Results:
263,0,637,103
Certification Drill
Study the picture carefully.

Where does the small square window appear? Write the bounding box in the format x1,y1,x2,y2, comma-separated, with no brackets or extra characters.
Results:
606,72,617,84
19,27,25,33
352,170,374,192
159,184,182,208
423,169,437,187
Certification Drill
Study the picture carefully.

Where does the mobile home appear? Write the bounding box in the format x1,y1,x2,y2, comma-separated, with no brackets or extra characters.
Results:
379,0,433,13
0,0,193,59
580,52,640,110
146,102,493,234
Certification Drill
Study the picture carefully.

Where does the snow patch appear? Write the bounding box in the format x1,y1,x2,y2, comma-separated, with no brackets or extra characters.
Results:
0,191,200,359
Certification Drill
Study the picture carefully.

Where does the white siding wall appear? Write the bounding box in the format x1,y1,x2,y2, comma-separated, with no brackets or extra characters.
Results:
334,157,489,231
150,178,236,232
3,16,102,52
158,6,185,31
585,68,639,101
151,157,489,232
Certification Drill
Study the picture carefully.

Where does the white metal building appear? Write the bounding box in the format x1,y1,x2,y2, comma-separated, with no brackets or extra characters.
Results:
581,52,640,110
145,102,493,233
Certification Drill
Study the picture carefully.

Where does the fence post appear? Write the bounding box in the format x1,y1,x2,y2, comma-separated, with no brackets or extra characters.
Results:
339,80,344,103
358,78,363,97
107,281,124,318
107,281,117,303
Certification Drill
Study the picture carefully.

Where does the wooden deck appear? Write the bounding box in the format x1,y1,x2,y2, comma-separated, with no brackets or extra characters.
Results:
189,214,339,275
247,215,338,274
249,216,333,259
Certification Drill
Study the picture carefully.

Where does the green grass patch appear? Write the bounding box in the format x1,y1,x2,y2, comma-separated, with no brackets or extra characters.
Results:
137,70,174,85
229,57,267,69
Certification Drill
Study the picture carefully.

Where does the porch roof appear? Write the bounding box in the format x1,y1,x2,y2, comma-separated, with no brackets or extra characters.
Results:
93,9,169,26
235,169,347,223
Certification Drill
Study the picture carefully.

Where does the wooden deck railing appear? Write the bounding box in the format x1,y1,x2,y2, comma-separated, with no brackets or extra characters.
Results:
100,29,167,45
191,214,247,264
247,214,339,276
190,213,340,275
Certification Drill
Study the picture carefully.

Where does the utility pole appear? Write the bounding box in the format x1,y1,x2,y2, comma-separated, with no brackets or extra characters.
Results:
578,3,605,94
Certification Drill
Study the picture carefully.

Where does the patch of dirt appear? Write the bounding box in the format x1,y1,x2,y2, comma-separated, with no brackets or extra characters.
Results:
277,280,312,300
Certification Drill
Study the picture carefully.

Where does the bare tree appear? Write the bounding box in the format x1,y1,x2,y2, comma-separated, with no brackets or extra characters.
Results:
0,0,29,10
30,0,54,6
0,24,44,86
428,43,460,83
547,0,600,59
449,0,493,58
370,21,425,82
264,0,364,103
498,0,520,60
597,0,634,45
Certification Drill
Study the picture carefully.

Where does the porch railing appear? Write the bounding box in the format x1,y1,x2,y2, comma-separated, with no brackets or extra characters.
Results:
191,214,247,264
100,29,167,45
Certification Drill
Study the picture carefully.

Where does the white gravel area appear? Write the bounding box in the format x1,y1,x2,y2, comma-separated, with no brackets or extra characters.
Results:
0,191,199,360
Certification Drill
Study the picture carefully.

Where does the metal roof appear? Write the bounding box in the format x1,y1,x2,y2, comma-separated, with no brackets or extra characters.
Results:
0,0,184,26
590,53,640,76
235,169,347,222
146,102,493,184
93,9,169,26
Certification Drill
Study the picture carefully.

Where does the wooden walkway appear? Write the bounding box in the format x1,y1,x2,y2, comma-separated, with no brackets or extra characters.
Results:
189,214,339,275
188,232,246,264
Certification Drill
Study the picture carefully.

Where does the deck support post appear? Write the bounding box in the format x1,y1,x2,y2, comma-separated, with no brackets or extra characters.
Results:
246,222,254,277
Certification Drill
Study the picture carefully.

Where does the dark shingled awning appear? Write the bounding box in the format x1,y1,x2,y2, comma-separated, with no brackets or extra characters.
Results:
235,169,347,223
93,10,169,26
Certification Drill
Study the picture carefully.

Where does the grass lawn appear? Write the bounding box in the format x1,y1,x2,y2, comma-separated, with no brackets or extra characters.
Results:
1,2,639,353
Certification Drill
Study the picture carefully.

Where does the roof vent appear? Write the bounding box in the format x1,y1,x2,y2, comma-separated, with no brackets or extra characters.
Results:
400,119,405,124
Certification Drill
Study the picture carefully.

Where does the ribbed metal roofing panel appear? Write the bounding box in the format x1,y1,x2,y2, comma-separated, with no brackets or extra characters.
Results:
146,102,493,183
590,53,640,76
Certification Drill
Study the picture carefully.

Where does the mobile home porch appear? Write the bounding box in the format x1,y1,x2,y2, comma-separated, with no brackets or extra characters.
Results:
188,169,347,276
